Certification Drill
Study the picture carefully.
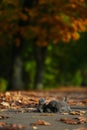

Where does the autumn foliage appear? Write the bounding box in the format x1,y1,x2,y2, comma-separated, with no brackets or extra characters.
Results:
0,0,87,46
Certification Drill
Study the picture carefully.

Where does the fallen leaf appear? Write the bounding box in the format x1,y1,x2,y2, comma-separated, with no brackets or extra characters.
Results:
0,115,9,119
59,118,78,124
82,99,87,104
61,112,69,115
59,116,87,124
70,110,86,115
0,122,26,130
31,120,51,126
1,101,10,108
32,126,38,130
0,121,6,126
10,124,26,129
75,117,87,124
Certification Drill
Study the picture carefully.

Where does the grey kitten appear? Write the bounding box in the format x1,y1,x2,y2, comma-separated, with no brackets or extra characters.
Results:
37,97,72,113
37,98,46,113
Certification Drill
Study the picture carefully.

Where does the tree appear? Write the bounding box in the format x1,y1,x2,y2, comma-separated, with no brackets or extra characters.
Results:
0,0,87,89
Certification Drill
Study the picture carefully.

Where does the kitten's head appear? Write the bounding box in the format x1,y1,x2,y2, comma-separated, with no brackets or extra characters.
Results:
39,98,46,105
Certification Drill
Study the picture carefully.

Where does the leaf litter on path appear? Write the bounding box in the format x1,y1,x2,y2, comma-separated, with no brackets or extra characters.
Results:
0,115,9,119
70,110,86,115
0,122,26,130
31,120,51,126
59,116,87,124
0,89,87,129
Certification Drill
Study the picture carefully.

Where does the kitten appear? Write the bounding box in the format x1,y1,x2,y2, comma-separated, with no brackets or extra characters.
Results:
37,98,46,113
37,97,72,113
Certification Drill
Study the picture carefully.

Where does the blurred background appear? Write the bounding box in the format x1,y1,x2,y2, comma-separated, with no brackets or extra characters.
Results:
0,0,87,91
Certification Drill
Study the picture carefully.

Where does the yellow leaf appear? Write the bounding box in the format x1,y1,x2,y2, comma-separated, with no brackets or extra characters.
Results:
72,32,80,40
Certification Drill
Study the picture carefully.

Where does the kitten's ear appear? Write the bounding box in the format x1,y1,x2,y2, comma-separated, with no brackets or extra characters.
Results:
63,96,69,102
39,98,46,103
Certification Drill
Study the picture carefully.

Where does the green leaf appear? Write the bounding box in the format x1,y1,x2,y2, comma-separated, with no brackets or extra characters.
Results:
60,13,71,25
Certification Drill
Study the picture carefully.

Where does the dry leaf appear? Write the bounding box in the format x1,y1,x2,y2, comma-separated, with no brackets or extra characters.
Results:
1,101,10,108
31,120,51,126
59,116,87,124
70,110,86,115
75,117,87,124
0,122,26,130
10,124,26,129
0,121,6,126
59,118,78,124
32,126,38,130
61,112,69,115
0,115,9,119
82,99,87,105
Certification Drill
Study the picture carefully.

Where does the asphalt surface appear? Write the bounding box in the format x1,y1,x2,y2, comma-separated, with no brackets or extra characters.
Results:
0,108,87,130
0,89,87,130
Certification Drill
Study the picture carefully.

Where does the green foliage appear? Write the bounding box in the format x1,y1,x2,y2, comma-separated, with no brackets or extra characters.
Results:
71,70,82,86
43,33,87,88
60,13,71,26
24,61,36,89
0,33,87,90
0,78,8,92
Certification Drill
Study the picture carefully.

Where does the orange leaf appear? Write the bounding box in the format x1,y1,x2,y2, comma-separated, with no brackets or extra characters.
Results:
31,120,51,126
72,32,80,40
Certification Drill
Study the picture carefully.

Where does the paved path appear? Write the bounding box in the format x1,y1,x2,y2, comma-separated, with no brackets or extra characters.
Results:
0,89,87,130
0,108,87,130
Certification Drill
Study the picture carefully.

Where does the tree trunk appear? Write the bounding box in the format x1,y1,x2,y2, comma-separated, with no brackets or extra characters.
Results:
8,0,40,90
8,34,24,90
34,45,47,89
